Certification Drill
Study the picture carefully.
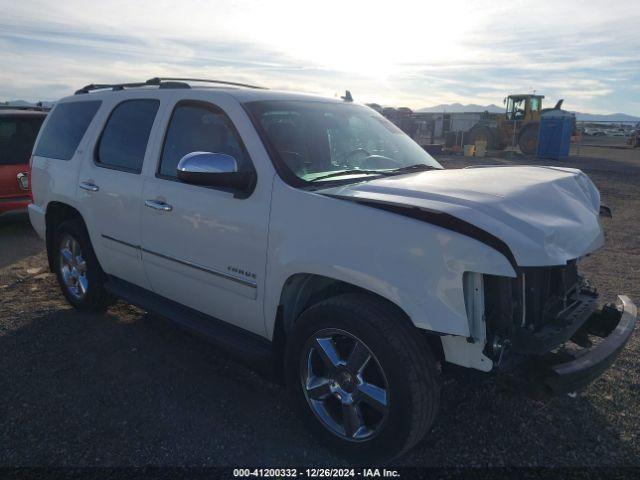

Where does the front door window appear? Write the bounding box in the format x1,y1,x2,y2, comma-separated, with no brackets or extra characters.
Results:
506,98,527,121
158,101,251,180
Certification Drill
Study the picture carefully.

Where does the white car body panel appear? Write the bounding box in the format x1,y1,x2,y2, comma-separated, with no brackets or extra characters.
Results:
27,202,46,238
28,87,609,373
29,98,101,240
319,165,604,267
76,91,170,290
263,176,515,340
139,90,274,336
441,335,493,372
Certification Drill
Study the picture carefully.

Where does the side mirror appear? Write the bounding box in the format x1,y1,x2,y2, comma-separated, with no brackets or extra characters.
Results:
176,152,255,192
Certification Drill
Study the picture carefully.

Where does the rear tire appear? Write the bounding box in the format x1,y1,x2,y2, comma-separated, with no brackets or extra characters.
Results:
52,218,109,311
285,294,440,462
518,124,539,155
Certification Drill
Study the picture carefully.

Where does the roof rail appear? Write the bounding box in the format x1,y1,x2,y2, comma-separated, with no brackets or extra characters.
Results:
75,78,161,95
146,77,267,90
75,77,267,95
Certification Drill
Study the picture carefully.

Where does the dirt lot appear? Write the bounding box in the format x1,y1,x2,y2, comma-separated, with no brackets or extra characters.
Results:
1,150,639,467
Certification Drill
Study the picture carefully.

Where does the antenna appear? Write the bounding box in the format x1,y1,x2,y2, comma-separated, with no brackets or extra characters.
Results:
341,90,353,102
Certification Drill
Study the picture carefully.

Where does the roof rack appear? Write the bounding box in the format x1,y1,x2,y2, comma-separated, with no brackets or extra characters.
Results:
75,77,267,95
148,77,267,90
75,79,160,95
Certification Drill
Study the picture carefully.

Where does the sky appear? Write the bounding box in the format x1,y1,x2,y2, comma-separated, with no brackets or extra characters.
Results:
0,0,639,115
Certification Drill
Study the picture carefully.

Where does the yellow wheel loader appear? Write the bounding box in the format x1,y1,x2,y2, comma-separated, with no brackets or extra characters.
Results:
466,94,569,155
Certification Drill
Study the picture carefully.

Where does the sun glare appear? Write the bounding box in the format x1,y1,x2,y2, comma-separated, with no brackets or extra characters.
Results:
233,1,482,78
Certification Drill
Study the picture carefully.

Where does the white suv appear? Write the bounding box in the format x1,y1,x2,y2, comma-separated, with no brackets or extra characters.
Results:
28,78,636,461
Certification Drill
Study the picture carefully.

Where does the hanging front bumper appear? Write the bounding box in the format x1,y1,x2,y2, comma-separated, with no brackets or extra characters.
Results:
532,295,636,395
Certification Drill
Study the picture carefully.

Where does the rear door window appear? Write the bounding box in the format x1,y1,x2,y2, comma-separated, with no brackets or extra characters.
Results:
34,101,101,160
0,116,45,165
96,100,160,173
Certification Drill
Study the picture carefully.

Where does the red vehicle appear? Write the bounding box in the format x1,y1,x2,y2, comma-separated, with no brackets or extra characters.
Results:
0,107,47,216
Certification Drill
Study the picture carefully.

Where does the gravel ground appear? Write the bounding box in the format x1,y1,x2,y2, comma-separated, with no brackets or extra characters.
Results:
0,151,638,467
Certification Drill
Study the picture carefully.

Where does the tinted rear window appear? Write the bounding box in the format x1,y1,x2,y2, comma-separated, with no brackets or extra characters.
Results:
97,100,159,173
0,116,45,165
34,101,101,160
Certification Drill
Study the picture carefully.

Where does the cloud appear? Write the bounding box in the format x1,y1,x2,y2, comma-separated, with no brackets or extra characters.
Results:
0,0,638,115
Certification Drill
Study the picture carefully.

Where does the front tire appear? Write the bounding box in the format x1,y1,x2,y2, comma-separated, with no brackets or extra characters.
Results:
53,219,109,311
466,125,496,150
518,124,539,155
285,294,440,462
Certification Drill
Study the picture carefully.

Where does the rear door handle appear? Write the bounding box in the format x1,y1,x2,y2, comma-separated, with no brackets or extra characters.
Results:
144,199,173,212
79,181,99,192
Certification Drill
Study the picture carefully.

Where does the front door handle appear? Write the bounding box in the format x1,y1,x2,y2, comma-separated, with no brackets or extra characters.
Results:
144,199,173,212
79,181,99,192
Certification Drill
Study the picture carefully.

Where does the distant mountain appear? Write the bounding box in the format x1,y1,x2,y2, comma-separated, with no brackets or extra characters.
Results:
416,102,639,123
5,99,638,123
417,103,503,113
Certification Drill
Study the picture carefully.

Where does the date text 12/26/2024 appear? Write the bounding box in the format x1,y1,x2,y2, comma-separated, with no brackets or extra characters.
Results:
233,468,400,478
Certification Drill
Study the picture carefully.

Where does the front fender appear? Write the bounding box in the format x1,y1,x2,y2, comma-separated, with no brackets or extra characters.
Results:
263,178,516,338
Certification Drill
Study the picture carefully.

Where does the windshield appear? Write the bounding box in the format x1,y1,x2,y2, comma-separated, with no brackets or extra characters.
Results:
245,100,442,185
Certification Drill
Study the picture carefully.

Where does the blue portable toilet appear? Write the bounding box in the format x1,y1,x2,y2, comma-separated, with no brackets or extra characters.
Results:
536,109,573,160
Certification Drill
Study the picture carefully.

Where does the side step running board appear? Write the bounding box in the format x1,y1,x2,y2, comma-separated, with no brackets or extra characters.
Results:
104,276,274,377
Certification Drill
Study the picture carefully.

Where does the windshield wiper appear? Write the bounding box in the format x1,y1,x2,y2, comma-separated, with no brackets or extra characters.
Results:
308,164,438,182
309,169,392,182
387,164,439,174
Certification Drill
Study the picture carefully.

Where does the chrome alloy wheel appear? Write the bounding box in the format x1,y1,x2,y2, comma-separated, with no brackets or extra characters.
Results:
59,235,88,300
300,328,389,442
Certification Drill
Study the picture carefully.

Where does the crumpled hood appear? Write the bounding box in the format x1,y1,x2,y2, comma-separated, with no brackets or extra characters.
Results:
319,165,604,267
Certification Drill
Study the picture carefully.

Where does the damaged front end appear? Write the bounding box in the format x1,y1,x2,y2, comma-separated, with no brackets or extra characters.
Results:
481,262,636,395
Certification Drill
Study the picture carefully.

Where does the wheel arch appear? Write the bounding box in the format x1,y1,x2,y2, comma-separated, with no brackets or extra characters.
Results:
270,273,444,383
44,201,86,272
